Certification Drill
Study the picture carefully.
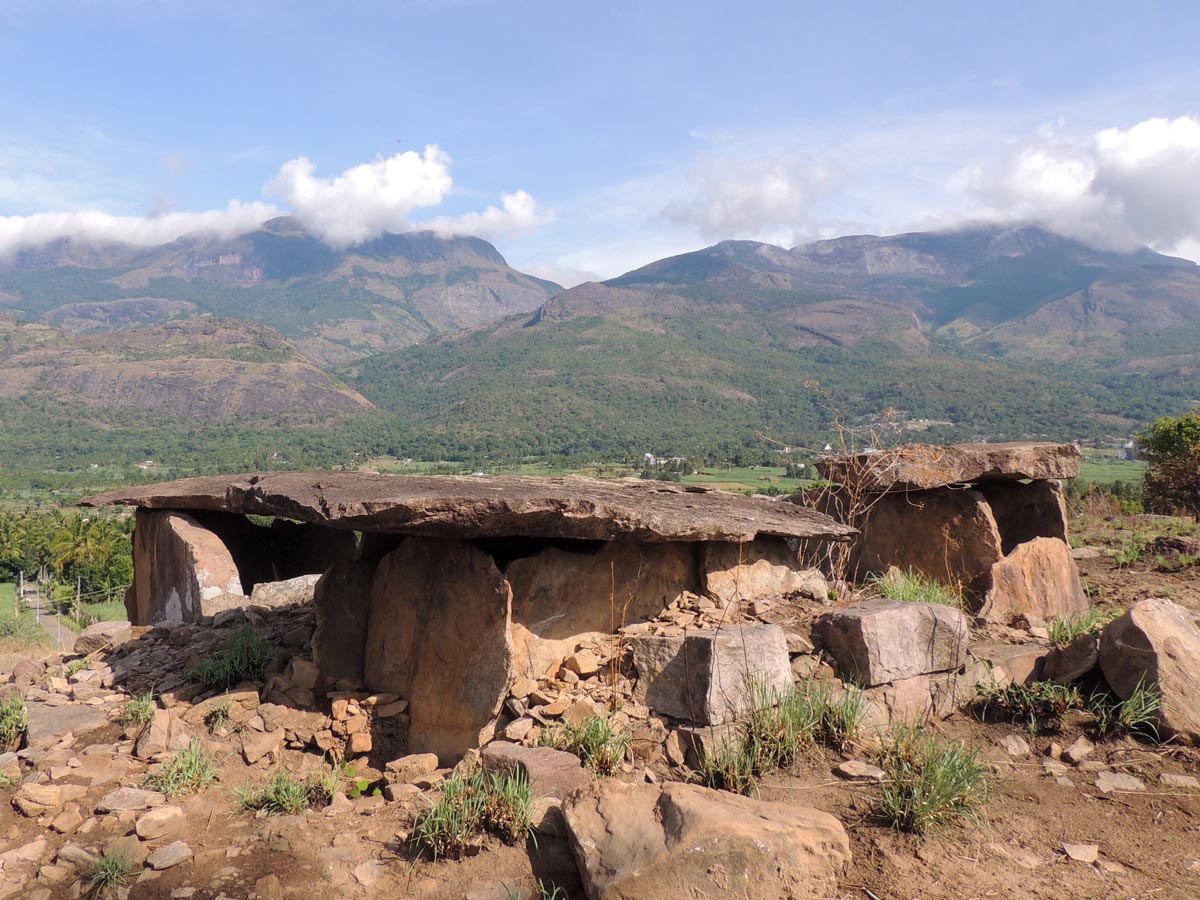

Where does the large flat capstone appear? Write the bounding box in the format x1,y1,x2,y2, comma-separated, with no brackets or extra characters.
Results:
81,471,856,543
817,442,1081,493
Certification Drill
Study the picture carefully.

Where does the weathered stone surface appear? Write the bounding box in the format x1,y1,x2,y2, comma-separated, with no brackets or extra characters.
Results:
134,709,174,759
146,841,192,870
1099,598,1200,745
128,509,244,625
812,599,969,687
73,620,132,655
311,558,378,689
364,539,513,762
818,442,1081,493
631,625,792,724
702,537,828,603
95,787,164,813
1042,635,1099,685
241,728,284,764
970,642,1046,687
979,538,1087,625
135,805,185,840
508,540,699,679
385,753,439,783
249,574,321,608
861,667,984,728
480,743,592,798
83,471,856,543
24,702,107,751
561,780,851,900
978,480,1069,553
13,783,84,817
853,489,1004,596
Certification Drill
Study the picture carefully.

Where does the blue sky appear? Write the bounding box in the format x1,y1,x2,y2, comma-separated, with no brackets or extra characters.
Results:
3,0,1200,283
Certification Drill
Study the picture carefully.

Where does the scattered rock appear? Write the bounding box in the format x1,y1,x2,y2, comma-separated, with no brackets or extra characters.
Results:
136,805,186,840
1062,736,1094,765
250,574,322,609
1095,771,1145,794
385,753,439,783
1062,843,1099,864
74,620,132,655
146,841,193,870
1161,772,1200,790
480,743,591,798
702,537,828,603
1002,734,1031,758
96,787,165,813
242,728,284,765
834,760,885,782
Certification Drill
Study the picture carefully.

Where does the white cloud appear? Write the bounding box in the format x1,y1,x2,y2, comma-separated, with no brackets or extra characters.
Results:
426,190,551,240
662,154,839,241
265,146,454,247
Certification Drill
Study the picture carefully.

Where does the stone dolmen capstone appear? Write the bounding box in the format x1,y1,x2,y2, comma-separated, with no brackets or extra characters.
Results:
809,442,1087,623
84,471,854,762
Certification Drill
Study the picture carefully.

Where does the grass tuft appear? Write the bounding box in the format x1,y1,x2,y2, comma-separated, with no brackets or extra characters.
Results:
1047,607,1120,647
0,694,27,752
88,849,133,892
974,680,1083,734
189,624,275,691
875,724,988,835
1090,678,1162,740
868,567,962,607
119,691,156,728
410,769,534,860
696,739,759,796
143,739,217,798
236,768,336,815
540,715,628,776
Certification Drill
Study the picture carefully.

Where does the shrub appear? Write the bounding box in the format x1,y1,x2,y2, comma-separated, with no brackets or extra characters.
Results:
1090,679,1161,740
236,769,336,815
65,658,89,676
190,625,275,691
119,691,156,727
411,769,534,859
143,740,217,798
868,567,962,608
540,715,628,776
974,680,1083,734
0,695,27,752
1047,607,1120,647
88,850,133,892
875,725,988,835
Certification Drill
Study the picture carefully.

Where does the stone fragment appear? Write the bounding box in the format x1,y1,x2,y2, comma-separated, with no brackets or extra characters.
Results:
146,841,192,870
480,743,591,798
1095,771,1145,793
56,843,96,868
347,732,372,754
812,599,968,687
1042,634,1100,685
23,701,107,751
0,836,48,867
561,780,851,900
631,625,792,724
49,808,84,834
134,709,174,759
242,729,284,765
565,651,600,677
980,538,1087,625
702,537,828,603
287,659,321,692
364,539,512,763
1099,598,1200,745
13,783,80,817
96,787,165,813
834,760,885,782
136,805,185,840
73,620,132,655
1062,736,1094,765
385,753,439,783
1161,773,1200,789
503,718,536,742
970,642,1046,687
249,574,322,609
562,698,603,728
1062,843,1099,864
129,509,244,625
1002,734,1031,758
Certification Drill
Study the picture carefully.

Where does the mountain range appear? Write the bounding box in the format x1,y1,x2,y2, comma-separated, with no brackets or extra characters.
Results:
2,219,1198,478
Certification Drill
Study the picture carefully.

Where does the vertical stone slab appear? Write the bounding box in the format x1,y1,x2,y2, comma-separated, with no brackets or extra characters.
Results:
131,509,244,625
978,480,1069,554
312,558,380,689
364,538,513,763
703,536,828,603
979,537,1087,625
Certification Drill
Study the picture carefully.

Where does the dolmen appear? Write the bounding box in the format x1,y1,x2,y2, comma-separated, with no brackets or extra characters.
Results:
83,472,854,761
810,441,1086,623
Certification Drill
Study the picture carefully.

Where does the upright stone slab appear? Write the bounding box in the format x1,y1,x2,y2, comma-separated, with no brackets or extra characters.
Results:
979,537,1087,624
854,489,1004,597
702,536,828,603
811,599,969,687
507,539,698,679
1099,598,1200,745
364,539,513,763
312,558,379,689
630,625,792,724
129,509,244,625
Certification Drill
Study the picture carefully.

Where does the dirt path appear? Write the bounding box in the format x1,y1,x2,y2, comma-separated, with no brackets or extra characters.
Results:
21,583,75,653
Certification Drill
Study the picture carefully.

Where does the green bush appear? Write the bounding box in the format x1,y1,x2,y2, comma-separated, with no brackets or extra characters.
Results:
875,725,988,835
974,680,1083,734
236,768,337,816
143,740,217,798
190,625,275,690
540,715,628,776
0,695,26,752
868,567,962,608
411,769,534,859
1047,607,1120,647
1089,679,1161,740
119,691,156,727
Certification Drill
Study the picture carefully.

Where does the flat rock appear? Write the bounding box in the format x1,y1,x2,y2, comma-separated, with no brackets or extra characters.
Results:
817,442,1081,492
136,805,185,840
250,574,322,608
146,841,192,870
1095,771,1145,793
812,599,968,687
96,787,165,813
480,743,591,798
1099,598,1200,745
1161,773,1200,789
74,620,132,655
82,471,857,543
834,760,885,781
1062,843,1099,864
24,702,107,751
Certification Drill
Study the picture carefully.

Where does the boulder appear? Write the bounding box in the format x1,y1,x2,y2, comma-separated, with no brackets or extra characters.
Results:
24,702,107,751
860,667,985,728
812,599,969,687
73,621,131,655
480,743,592,798
95,787,165,813
129,509,244,625
977,480,1069,553
384,753,439,783
979,538,1087,624
312,558,378,689
135,805,185,840
133,709,176,759
561,780,851,900
249,574,322,609
853,489,1004,596
1042,635,1099,685
631,625,792,724
364,539,513,763
508,540,699,679
817,442,1081,493
970,642,1046,687
1099,598,1200,745
703,537,828,604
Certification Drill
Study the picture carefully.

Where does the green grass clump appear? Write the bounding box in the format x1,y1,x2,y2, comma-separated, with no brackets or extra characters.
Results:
1090,679,1162,740
0,694,27,752
189,624,275,691
875,725,989,835
88,849,133,892
143,740,217,798
974,680,1083,734
236,768,336,815
411,769,534,860
0,613,48,643
119,691,156,727
65,658,89,676
540,715,628,776
696,739,759,796
1048,607,1121,646
204,702,232,732
1114,537,1147,567
868,567,962,608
